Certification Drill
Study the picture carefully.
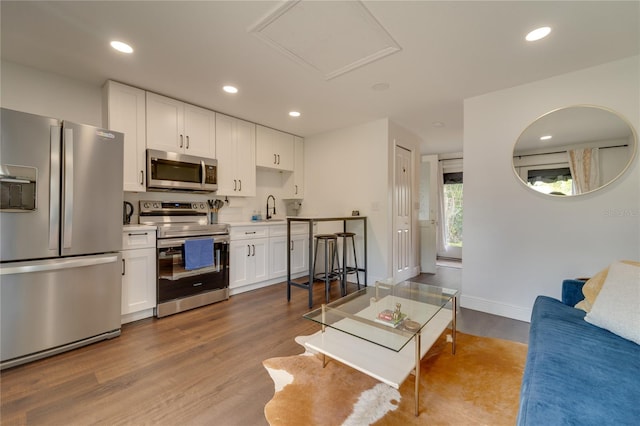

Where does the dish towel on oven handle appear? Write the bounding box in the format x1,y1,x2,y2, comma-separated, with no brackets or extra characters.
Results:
184,238,214,270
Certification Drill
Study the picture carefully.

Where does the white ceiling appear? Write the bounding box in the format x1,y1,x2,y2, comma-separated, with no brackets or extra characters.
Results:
1,1,638,154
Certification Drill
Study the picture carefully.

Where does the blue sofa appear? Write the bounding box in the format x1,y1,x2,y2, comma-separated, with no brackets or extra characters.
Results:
517,279,640,425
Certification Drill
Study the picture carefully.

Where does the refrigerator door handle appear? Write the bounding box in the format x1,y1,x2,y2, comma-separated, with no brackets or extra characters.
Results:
62,128,74,249
0,254,119,275
49,126,61,251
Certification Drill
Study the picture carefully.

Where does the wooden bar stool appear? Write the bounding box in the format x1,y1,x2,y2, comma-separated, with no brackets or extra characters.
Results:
312,234,341,303
335,232,360,296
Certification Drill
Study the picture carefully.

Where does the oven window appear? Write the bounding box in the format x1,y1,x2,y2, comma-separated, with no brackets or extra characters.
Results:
152,158,201,183
157,240,229,303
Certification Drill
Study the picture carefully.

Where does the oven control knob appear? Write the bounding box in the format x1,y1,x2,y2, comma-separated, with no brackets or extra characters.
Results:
143,202,150,209
199,203,205,209
154,202,161,209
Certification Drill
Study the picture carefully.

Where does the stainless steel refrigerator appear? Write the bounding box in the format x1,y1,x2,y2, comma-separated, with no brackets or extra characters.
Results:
0,108,124,369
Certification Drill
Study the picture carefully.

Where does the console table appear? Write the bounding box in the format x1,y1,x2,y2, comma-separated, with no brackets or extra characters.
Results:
286,216,367,308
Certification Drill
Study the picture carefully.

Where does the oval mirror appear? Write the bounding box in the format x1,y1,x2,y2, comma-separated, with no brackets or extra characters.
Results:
513,105,637,196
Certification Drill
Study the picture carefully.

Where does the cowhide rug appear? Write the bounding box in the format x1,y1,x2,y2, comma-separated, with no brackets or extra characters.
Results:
263,331,527,425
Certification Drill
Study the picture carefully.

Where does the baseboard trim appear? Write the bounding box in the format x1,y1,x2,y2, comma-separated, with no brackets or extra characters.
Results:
121,308,154,325
460,294,532,323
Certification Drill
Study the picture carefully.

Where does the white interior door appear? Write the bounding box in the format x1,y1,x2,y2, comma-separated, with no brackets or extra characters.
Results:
419,155,438,273
394,146,413,282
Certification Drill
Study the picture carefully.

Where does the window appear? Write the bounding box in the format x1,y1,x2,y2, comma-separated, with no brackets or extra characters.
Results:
522,164,573,196
443,172,463,248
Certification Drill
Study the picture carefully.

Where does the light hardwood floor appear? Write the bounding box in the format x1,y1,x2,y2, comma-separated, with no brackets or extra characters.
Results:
0,270,529,425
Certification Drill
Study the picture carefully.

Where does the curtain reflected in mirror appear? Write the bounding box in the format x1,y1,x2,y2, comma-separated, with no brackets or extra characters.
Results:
513,105,637,196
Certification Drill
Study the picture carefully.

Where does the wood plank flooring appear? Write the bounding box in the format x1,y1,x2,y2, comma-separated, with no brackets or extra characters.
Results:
0,271,529,425
0,281,344,425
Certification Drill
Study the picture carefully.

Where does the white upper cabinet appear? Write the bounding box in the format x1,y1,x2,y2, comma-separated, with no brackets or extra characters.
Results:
215,113,256,196
256,125,294,171
284,136,305,198
103,81,146,192
146,92,214,158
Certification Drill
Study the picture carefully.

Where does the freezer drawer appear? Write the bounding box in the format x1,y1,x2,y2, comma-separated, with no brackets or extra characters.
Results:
1,254,122,368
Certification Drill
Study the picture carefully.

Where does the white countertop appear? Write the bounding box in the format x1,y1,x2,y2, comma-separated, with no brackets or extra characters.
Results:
227,219,288,227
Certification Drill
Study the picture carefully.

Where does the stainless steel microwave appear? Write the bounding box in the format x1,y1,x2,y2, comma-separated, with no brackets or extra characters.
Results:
147,149,217,193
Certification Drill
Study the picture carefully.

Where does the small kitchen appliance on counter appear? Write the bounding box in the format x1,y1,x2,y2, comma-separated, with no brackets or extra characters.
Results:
123,201,134,224
139,200,230,317
283,199,303,216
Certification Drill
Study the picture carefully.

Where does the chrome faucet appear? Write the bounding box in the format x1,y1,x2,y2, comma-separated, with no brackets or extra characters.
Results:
266,195,276,220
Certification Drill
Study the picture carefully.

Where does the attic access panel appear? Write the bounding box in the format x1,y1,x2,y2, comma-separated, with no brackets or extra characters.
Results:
250,0,401,80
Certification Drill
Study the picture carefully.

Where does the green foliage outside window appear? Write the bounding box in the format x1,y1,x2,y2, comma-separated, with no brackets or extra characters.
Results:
444,183,463,247
528,179,573,196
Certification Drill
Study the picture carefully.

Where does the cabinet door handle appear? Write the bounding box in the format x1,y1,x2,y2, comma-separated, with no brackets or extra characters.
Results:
122,258,125,276
247,245,251,256
252,244,255,256
180,134,184,148
128,232,148,236
295,184,298,195
186,135,190,149
273,154,277,164
290,240,294,251
245,231,256,235
238,180,242,191
140,170,144,185
233,179,237,191
277,154,280,164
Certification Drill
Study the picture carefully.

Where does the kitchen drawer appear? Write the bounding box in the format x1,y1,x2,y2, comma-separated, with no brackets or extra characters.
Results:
122,228,156,250
269,223,316,237
230,225,269,240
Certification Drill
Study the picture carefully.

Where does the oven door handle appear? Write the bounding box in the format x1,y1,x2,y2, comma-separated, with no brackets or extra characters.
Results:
157,236,229,248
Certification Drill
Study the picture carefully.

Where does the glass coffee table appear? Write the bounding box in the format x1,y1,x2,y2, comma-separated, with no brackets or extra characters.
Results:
303,280,458,416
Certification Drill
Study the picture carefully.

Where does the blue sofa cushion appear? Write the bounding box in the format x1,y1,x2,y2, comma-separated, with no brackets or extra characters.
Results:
517,296,640,425
561,279,586,307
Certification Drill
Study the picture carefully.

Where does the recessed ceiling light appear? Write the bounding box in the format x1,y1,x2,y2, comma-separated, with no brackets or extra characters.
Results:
540,135,552,141
110,41,133,54
289,111,301,117
223,85,238,94
432,121,445,128
371,82,390,91
526,27,551,42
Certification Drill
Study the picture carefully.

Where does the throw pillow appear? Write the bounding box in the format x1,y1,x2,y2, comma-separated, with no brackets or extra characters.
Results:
575,260,640,312
584,261,640,344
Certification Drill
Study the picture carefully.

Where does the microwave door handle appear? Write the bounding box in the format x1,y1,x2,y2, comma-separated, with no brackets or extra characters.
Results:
201,160,206,185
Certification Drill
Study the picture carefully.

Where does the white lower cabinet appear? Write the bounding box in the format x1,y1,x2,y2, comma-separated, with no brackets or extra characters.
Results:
229,223,313,295
269,233,309,278
229,225,269,292
121,226,157,324
229,238,269,289
290,233,309,274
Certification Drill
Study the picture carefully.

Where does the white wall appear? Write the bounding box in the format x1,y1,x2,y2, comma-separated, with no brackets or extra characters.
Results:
463,56,640,322
302,118,422,284
303,119,391,283
1,60,102,126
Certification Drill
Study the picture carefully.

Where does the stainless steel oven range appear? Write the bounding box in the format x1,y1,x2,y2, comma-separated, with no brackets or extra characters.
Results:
139,200,229,318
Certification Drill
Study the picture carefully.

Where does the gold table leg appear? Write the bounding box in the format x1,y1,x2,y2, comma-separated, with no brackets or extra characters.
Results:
415,332,421,416
452,295,457,354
